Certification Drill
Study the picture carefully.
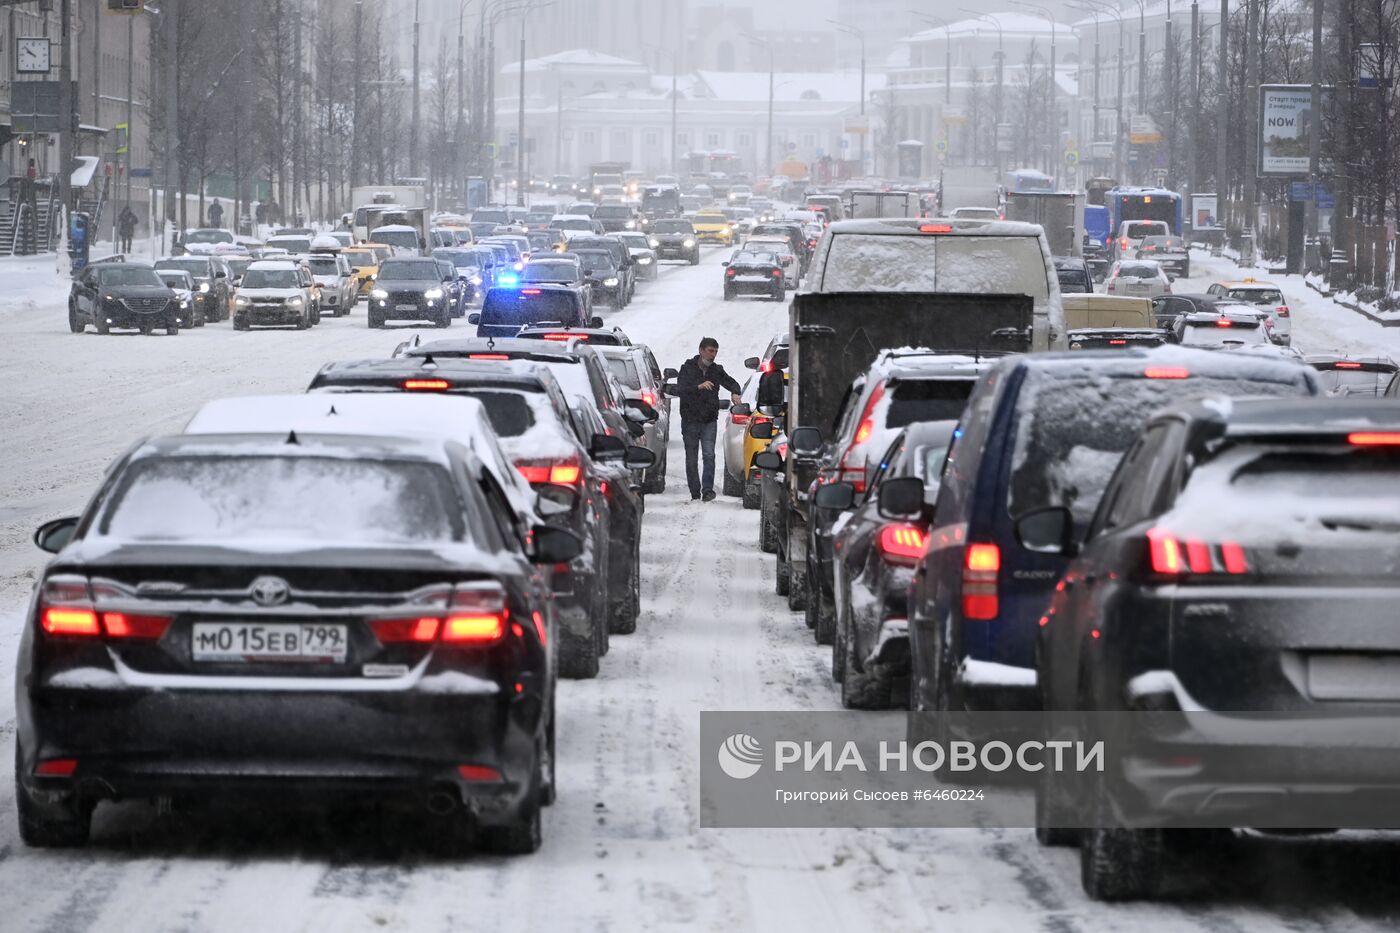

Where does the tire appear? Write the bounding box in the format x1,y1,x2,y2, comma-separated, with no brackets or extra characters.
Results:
437,309,452,328
775,552,790,595
367,309,383,329
723,287,734,301
722,467,744,497
140,322,154,336
742,475,761,510
233,314,250,331
773,287,785,302
760,498,780,554
1079,771,1163,901
1035,765,1081,848
540,710,557,806
609,546,640,635
15,745,91,848
787,557,808,611
558,625,600,679
689,252,699,265
193,305,206,327
644,455,667,494
841,621,892,710
68,304,84,333
811,591,835,645
294,312,309,331
95,314,109,335
166,321,180,336
832,591,849,683
479,744,543,855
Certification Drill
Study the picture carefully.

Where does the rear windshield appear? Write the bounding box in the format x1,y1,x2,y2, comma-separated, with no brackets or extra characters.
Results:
606,356,641,389
379,260,440,281
884,379,976,429
1223,287,1284,305
1125,222,1166,238
822,234,1049,297
269,238,312,252
473,210,509,223
158,272,192,287
522,262,577,282
652,220,694,234
456,390,536,437
576,253,616,272
306,258,339,275
184,230,234,244
528,232,561,248
481,290,581,325
1313,362,1398,396
1180,321,1266,347
594,206,631,218
1009,370,1308,523
100,456,463,544
1141,236,1185,249
241,269,300,289
434,249,476,265
1118,263,1160,278
156,259,210,278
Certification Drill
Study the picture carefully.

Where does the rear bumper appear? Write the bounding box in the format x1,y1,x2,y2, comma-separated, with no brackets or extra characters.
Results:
726,278,782,295
19,678,542,822
955,657,1038,710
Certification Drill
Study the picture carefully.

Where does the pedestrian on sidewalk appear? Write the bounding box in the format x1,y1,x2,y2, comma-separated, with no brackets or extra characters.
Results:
117,206,137,253
676,336,742,502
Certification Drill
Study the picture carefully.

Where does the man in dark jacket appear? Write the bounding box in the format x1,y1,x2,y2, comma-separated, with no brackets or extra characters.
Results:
117,206,137,253
677,336,743,501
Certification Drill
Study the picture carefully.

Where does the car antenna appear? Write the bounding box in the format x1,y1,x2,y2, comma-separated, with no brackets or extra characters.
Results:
486,336,496,351
326,404,338,416
285,430,300,445
420,353,437,369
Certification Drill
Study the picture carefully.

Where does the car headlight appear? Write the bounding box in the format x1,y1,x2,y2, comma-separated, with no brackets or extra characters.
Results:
683,238,696,247
604,277,619,287
624,220,636,229
287,296,304,307
235,295,250,308
637,256,652,264
469,275,482,286
648,238,659,248
424,288,444,300
180,298,191,308
371,288,388,299
199,282,211,293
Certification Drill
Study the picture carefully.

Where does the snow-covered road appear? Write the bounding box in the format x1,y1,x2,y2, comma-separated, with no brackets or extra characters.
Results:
2,247,1399,931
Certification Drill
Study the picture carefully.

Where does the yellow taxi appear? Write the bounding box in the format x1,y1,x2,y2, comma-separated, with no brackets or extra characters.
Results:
342,243,388,298
723,339,788,507
1205,277,1292,345
691,211,735,246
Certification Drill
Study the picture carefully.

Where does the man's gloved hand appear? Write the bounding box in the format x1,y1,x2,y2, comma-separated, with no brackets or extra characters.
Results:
731,393,742,405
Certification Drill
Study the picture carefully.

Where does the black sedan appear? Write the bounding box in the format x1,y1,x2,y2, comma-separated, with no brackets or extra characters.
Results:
16,432,580,853
816,421,955,709
1032,398,1400,899
68,262,183,335
723,250,786,301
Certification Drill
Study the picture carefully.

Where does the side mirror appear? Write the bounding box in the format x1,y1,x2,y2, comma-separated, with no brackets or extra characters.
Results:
789,426,824,458
624,445,657,469
663,381,679,396
744,356,760,370
721,260,730,267
876,477,926,520
589,433,626,461
1015,506,1078,556
663,367,678,379
729,402,752,417
34,516,79,553
752,450,783,471
530,525,583,564
813,481,856,511
625,398,659,421
749,420,776,440
590,316,605,328
467,312,481,324
535,483,578,518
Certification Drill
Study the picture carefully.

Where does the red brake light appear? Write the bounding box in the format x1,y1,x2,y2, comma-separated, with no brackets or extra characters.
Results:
468,353,510,360
772,269,783,277
1109,339,1127,345
725,267,737,278
370,617,441,642
516,464,549,483
522,288,542,295
542,333,585,341
759,359,775,373
1215,318,1234,328
403,379,450,390
101,612,171,640
1121,237,1129,248
961,543,1000,620
731,410,750,425
1276,305,1290,317
1349,432,1400,446
443,614,506,642
458,764,503,782
641,391,656,407
1144,367,1190,379
1147,528,1248,578
549,462,582,484
1334,361,1362,369
34,759,78,777
877,524,926,565
920,224,952,233
516,459,582,485
1147,527,1184,574
41,606,100,637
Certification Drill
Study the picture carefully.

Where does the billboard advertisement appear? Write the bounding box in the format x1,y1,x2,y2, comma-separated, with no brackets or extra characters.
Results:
1258,84,1332,176
1191,193,1219,230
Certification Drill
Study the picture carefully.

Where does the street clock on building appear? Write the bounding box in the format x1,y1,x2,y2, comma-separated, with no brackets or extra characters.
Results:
16,37,51,74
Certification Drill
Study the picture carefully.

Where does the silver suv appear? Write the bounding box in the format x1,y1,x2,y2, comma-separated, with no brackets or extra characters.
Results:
233,260,318,330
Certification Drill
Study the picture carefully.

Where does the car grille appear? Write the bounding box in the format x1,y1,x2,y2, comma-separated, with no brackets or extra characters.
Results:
390,291,424,305
122,297,170,315
251,297,286,306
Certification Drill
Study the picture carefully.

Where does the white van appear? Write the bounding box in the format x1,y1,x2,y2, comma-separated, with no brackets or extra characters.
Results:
1113,219,1170,261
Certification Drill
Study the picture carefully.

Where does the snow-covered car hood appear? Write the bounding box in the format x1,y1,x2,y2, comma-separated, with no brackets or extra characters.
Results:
238,287,302,299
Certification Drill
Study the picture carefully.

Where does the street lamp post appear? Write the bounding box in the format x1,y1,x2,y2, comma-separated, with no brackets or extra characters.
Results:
740,33,777,175
828,21,867,175
1011,2,1059,176
412,0,421,179
909,13,954,105
1079,0,1126,182
960,11,1004,169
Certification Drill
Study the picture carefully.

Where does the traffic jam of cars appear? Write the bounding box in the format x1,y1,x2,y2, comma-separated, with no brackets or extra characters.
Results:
17,167,1400,921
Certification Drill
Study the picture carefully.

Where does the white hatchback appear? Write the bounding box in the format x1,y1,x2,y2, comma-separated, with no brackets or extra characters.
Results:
1105,259,1171,299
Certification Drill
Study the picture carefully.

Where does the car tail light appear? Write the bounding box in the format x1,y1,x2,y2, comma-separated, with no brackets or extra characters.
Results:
1143,245,1156,251
1276,305,1290,318
1215,318,1234,327
725,268,737,278
877,524,926,566
458,764,503,782
370,617,441,642
1334,361,1362,369
1349,432,1400,446
1144,367,1190,379
515,459,583,485
468,353,510,360
1147,528,1249,579
34,759,78,777
41,606,100,637
39,577,170,640
522,288,542,295
372,583,508,645
919,224,952,233
1121,237,1130,249
772,269,783,278
961,543,1000,620
101,612,172,640
542,333,585,341
731,409,750,425
838,383,885,492
641,391,656,407
1109,339,1127,345
403,379,450,390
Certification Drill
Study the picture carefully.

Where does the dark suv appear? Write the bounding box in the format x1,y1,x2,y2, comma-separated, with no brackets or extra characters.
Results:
907,348,1321,721
368,257,455,328
649,219,700,264
573,249,626,308
69,263,183,335
471,285,598,338
154,255,230,322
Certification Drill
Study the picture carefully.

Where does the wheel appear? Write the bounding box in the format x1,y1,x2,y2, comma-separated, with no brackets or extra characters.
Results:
294,312,309,330
609,546,640,635
644,455,666,494
1079,780,1163,900
558,623,600,679
787,557,808,611
540,710,557,806
15,745,91,848
165,321,180,336
479,741,543,855
233,314,250,331
722,467,744,497
436,309,451,328
775,552,790,595
832,590,849,683
140,321,154,336
773,287,785,302
68,304,84,333
760,499,780,554
193,304,206,327
811,590,835,644
367,309,383,329
840,618,891,710
689,252,699,265
723,288,734,302
1035,764,1081,848
742,475,761,510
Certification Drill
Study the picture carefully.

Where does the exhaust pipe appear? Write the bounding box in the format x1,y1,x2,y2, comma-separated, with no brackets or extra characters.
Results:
426,787,460,815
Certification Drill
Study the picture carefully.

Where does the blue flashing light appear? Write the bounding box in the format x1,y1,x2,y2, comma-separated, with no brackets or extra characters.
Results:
497,273,520,287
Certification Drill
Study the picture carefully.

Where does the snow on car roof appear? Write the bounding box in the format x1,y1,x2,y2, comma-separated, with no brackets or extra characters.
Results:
826,218,1045,237
370,224,418,232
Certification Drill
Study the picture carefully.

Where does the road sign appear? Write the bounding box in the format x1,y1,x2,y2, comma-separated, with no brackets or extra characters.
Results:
1129,114,1162,145
1091,140,1113,160
995,123,1013,154
934,139,948,155
1128,148,1139,163
1064,149,1079,167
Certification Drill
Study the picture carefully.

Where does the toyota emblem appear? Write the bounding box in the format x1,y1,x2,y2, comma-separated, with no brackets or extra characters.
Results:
248,576,291,607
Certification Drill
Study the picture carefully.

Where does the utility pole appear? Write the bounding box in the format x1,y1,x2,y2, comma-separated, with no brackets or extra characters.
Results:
1187,2,1199,210
457,4,466,204
126,11,134,214
1216,0,1228,230
670,58,678,177
1243,0,1259,256
767,50,775,175
57,0,74,229
412,0,421,179
1305,0,1321,266
516,29,526,206
353,0,363,189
